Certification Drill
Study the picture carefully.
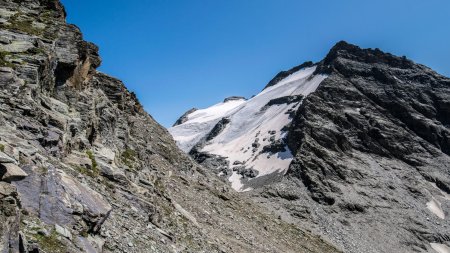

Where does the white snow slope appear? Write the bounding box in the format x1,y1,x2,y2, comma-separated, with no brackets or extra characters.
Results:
169,66,327,191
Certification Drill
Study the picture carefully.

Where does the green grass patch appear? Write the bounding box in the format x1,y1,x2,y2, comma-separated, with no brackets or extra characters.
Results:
2,12,43,36
27,47,46,55
0,144,4,152
79,229,89,238
38,166,48,174
8,20,41,35
0,12,58,40
77,165,98,178
39,10,54,23
34,230,67,253
121,148,136,168
77,150,99,177
0,51,14,68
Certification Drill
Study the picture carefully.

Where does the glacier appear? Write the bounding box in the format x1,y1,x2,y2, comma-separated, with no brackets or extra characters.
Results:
169,66,327,191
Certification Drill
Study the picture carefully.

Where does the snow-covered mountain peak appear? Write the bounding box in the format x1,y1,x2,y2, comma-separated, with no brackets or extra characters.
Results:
169,65,327,191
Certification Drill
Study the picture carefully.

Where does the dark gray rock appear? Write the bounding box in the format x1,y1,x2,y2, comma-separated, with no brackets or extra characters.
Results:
262,95,303,109
223,96,246,102
253,41,450,253
261,140,287,154
206,117,231,142
234,166,259,179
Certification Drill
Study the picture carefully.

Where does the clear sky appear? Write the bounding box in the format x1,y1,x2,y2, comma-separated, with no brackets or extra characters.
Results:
61,0,450,127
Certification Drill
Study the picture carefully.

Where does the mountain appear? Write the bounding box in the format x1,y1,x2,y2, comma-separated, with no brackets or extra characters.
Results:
170,42,450,252
0,0,340,252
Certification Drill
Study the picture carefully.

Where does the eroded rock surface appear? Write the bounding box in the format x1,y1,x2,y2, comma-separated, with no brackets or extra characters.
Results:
0,0,339,252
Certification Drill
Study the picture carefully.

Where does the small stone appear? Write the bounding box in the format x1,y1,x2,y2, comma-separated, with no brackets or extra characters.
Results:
72,202,84,214
38,228,50,237
55,224,72,240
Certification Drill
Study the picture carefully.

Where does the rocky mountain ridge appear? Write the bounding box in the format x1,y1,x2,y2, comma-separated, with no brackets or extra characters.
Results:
171,42,450,253
0,0,339,252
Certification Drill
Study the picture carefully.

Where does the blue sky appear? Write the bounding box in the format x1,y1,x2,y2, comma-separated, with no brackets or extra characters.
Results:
61,0,450,127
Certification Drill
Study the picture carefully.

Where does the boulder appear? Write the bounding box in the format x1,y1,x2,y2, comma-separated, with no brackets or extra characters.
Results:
0,163,27,182
55,224,72,240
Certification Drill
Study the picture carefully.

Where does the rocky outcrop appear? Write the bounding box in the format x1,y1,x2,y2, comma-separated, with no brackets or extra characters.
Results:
223,96,246,102
0,0,339,252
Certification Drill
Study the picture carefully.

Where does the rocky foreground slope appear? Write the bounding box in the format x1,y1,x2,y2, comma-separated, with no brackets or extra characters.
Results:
170,42,450,253
0,0,340,252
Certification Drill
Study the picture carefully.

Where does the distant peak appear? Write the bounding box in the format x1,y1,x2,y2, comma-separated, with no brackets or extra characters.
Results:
316,40,415,74
330,40,359,52
172,108,197,127
223,96,246,103
322,41,362,65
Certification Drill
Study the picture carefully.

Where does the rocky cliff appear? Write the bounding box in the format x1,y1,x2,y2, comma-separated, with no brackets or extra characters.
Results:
171,42,450,253
0,0,339,252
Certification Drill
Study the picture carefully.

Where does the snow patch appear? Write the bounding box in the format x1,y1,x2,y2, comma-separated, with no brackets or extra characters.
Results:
228,171,252,192
426,182,449,219
431,243,450,253
169,99,246,152
427,197,445,219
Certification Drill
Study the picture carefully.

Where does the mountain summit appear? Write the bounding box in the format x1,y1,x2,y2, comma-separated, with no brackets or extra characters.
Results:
170,41,450,253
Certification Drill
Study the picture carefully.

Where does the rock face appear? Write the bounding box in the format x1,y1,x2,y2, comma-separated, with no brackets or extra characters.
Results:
265,41,450,253
0,0,338,252
253,42,450,253
171,41,450,253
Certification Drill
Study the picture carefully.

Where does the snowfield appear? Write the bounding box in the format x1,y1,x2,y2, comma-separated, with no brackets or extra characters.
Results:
169,99,246,152
169,66,327,191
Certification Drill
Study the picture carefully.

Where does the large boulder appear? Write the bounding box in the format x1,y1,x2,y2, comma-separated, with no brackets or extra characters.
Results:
0,163,27,182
